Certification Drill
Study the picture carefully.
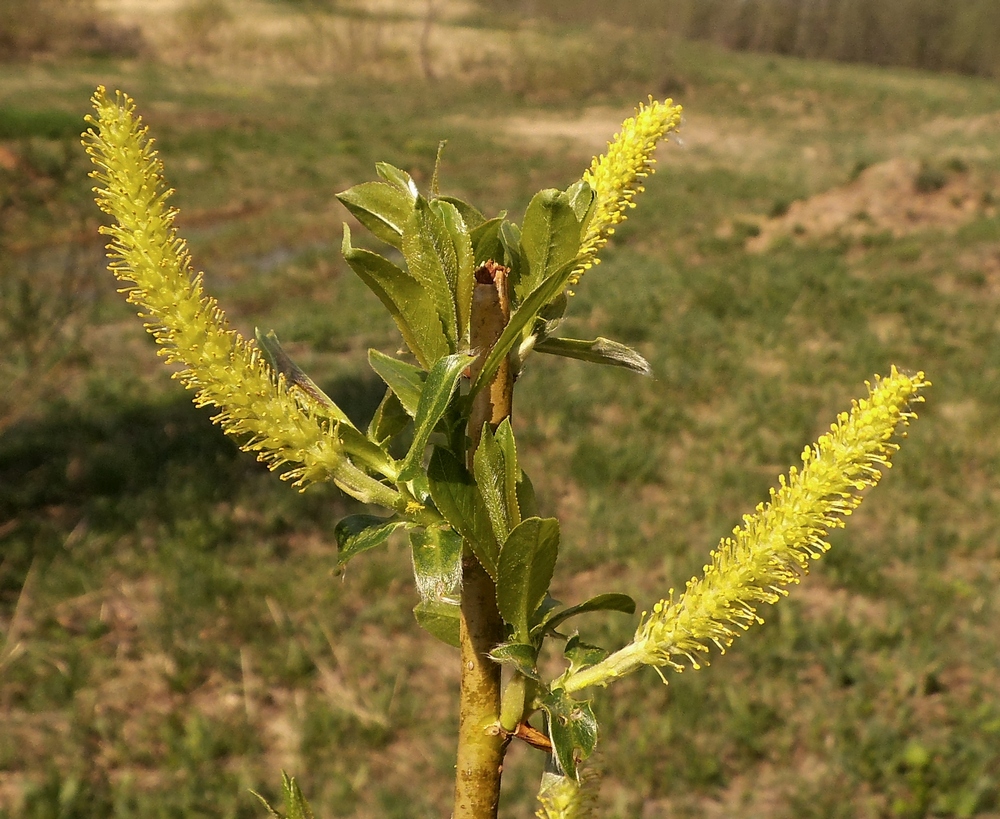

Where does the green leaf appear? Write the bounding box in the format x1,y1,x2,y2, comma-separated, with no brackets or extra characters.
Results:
408,470,432,506
473,424,513,543
470,217,505,267
413,599,461,647
427,447,500,578
336,181,415,250
518,189,582,302
540,691,598,778
282,772,316,819
533,592,636,637
375,162,418,197
489,642,541,681
255,329,352,425
535,336,652,376
336,514,407,565
565,178,596,223
496,517,560,640
531,594,561,632
251,791,280,819
499,220,525,300
432,199,475,345
516,469,538,521
252,772,315,819
368,349,426,417
540,292,569,324
398,352,475,482
470,255,580,400
494,419,522,530
342,225,449,368
436,195,486,230
255,329,399,476
563,634,608,675
401,197,460,350
410,526,462,603
368,387,410,445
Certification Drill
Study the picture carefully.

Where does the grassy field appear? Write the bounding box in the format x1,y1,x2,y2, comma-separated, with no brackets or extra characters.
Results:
3,3,1000,817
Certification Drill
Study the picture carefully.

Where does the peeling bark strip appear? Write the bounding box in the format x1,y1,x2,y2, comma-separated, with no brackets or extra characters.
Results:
454,262,512,819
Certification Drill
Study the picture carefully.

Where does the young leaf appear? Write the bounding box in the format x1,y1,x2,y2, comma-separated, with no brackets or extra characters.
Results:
375,162,419,197
535,336,652,376
336,181,415,250
518,188,582,302
516,469,539,521
413,599,461,647
470,217,505,267
494,419,522,530
368,349,426,417
410,525,463,643
473,423,514,543
489,642,542,681
281,772,316,819
401,197,460,350
342,225,449,368
565,178,596,222
540,690,598,779
427,447,500,578
398,352,476,482
533,592,637,637
410,526,462,603
499,220,525,301
336,514,407,565
496,517,560,641
540,292,569,324
252,772,315,819
563,634,609,675
256,330,400,478
255,329,352,425
368,387,410,445
432,199,475,345
436,195,486,230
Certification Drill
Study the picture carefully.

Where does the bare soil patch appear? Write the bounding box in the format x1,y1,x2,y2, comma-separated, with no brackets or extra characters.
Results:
748,158,993,251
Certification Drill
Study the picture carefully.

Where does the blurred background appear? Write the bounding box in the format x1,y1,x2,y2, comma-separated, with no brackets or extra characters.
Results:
2,1,999,817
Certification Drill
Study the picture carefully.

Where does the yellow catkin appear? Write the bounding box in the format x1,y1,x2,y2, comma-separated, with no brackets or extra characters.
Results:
561,368,928,693
635,367,928,672
571,98,683,285
83,87,401,508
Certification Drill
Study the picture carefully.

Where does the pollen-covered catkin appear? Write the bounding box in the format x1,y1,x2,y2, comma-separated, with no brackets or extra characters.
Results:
83,87,401,508
561,367,928,692
572,98,683,285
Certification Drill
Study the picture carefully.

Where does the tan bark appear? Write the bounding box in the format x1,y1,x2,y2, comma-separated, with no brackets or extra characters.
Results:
453,262,512,819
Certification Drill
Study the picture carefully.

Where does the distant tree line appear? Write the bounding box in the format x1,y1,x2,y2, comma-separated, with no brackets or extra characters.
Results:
491,0,1000,79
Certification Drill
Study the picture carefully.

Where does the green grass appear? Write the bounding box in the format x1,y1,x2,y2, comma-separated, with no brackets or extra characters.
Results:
2,16,1000,819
